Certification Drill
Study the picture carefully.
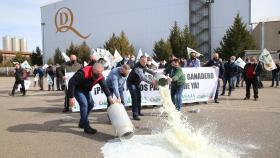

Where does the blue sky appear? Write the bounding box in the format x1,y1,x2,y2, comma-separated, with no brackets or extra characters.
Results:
0,0,279,52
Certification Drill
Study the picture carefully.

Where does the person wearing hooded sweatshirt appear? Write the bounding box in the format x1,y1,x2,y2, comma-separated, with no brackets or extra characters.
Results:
68,63,115,134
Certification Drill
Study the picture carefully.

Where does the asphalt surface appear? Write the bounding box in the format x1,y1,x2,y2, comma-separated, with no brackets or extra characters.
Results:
0,77,279,158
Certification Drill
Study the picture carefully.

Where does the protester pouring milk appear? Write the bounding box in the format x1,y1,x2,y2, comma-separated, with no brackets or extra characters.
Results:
164,58,186,111
68,63,117,134
127,55,157,121
106,64,131,106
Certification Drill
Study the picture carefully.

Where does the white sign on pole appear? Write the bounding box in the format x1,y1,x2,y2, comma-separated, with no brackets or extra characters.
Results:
234,57,246,69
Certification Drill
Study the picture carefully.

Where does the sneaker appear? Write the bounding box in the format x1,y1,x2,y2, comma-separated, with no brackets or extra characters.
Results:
133,116,141,121
84,126,97,134
243,97,249,100
220,93,225,96
139,113,144,116
214,100,219,103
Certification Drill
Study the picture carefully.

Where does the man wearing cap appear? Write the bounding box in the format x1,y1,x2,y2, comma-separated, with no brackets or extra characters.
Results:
68,63,116,134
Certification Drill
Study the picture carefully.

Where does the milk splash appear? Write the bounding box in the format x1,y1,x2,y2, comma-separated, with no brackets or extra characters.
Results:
102,85,239,158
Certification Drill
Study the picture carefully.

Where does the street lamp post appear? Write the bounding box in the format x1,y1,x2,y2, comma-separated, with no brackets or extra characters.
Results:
206,0,214,60
41,22,46,64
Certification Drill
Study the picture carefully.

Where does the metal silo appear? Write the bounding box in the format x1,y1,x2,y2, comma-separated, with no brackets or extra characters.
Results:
12,37,20,52
2,36,12,51
20,38,27,52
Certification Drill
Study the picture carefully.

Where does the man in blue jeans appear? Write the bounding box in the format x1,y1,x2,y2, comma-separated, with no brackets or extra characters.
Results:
127,56,157,121
68,63,115,134
165,58,186,111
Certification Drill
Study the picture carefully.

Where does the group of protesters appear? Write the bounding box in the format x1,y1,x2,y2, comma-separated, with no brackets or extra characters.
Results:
10,51,280,134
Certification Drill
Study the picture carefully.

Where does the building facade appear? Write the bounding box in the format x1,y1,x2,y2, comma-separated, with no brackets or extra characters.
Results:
41,0,251,62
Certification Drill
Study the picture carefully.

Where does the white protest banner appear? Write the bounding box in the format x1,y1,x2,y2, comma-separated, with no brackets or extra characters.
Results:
21,60,32,69
145,52,158,68
113,50,123,63
187,47,203,57
42,64,49,69
84,61,88,67
66,67,218,112
259,48,276,71
136,48,144,61
61,52,70,62
234,57,246,69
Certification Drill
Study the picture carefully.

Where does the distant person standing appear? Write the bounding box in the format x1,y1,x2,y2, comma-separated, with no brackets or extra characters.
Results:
11,63,25,96
221,56,237,96
61,54,82,112
243,57,262,101
204,52,224,103
127,56,157,121
185,52,200,67
46,64,55,91
165,58,186,111
55,64,63,91
36,66,45,90
33,65,39,87
271,61,280,87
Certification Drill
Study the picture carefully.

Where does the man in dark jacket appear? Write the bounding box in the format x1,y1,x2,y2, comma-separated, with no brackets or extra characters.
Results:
243,57,262,101
46,64,55,91
61,54,82,112
11,63,25,96
55,64,63,91
271,62,280,87
204,52,224,103
127,55,157,120
68,63,115,134
221,56,238,96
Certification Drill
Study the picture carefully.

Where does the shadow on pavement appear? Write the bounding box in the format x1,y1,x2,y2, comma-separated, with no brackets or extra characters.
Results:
6,117,115,142
9,107,63,113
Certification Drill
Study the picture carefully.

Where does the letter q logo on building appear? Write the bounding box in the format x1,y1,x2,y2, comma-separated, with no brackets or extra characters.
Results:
55,7,91,39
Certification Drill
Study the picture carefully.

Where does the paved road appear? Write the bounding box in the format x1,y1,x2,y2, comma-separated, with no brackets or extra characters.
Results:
0,77,279,158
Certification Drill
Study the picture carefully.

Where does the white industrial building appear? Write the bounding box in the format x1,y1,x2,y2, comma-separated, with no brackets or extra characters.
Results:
41,0,251,62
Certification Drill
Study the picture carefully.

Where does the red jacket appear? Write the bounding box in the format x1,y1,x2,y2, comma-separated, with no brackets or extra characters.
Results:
67,66,111,98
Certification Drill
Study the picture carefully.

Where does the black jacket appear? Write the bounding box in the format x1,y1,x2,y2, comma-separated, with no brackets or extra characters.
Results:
223,61,238,78
127,62,155,85
203,59,224,79
14,68,24,81
272,64,280,74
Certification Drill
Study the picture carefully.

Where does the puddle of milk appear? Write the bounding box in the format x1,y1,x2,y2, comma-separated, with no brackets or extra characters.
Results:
102,86,241,158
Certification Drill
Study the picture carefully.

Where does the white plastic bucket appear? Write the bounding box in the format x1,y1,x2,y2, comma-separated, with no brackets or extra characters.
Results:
107,103,134,140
